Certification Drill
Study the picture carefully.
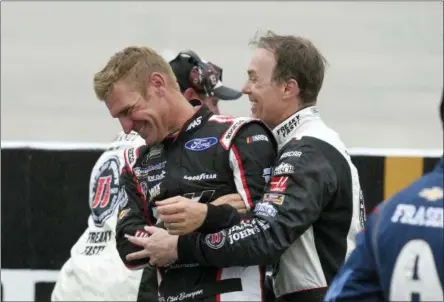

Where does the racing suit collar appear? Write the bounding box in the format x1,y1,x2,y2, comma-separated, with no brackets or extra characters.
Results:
164,104,213,144
272,106,320,146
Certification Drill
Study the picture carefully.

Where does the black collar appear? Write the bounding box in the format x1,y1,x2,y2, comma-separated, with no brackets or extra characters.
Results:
163,104,213,145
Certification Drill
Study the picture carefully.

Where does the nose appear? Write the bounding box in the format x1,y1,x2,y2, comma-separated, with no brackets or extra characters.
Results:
242,81,251,95
119,117,133,134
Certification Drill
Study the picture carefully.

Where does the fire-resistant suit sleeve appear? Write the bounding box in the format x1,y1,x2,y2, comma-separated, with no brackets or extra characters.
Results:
197,121,277,234
177,137,338,266
115,149,152,270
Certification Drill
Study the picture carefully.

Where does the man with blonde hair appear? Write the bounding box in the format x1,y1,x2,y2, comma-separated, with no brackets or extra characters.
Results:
52,50,245,301
94,46,277,301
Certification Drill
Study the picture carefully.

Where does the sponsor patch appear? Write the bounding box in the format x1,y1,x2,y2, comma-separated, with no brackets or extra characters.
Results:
147,171,166,182
263,167,272,184
273,162,295,175
246,134,269,143
254,202,278,218
419,187,443,202
148,183,161,201
220,117,254,149
134,167,150,177
146,144,164,161
146,161,167,173
263,193,285,205
205,230,227,249
281,151,302,158
226,220,262,244
276,114,300,138
118,208,130,220
183,173,217,181
185,137,218,151
186,116,202,131
90,156,121,227
269,176,288,193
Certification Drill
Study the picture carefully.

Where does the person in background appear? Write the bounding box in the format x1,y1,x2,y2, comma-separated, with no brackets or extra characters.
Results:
324,93,444,302
51,50,245,301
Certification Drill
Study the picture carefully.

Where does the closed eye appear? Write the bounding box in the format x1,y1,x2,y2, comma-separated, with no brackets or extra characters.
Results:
119,106,133,117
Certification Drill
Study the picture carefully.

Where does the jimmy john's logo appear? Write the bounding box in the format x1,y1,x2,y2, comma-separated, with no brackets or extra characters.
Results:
90,156,121,227
205,230,227,249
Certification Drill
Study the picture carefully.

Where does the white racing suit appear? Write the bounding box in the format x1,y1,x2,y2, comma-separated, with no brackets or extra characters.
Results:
51,132,157,301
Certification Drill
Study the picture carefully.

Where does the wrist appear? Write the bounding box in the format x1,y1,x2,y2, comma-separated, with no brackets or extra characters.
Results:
177,233,199,262
196,203,239,233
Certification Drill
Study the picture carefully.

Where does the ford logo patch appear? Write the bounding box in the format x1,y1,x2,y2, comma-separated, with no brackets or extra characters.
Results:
185,137,218,151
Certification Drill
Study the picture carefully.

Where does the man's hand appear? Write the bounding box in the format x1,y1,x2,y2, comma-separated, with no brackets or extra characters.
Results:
156,194,246,235
125,226,178,267
211,193,247,214
156,196,208,235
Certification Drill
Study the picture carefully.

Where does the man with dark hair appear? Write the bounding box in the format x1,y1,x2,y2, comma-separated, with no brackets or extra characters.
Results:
324,93,444,302
131,31,365,302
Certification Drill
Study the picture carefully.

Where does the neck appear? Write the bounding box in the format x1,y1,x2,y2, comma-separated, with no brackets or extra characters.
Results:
168,92,196,133
271,100,314,130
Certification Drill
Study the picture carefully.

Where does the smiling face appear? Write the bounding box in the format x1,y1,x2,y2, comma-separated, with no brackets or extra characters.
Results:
106,79,170,146
93,46,181,145
242,48,286,128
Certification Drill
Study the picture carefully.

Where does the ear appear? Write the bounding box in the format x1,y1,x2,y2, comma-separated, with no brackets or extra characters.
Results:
183,88,202,101
148,72,167,92
283,79,300,100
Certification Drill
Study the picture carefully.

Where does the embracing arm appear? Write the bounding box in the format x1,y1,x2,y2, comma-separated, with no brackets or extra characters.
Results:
196,122,277,233
177,138,337,266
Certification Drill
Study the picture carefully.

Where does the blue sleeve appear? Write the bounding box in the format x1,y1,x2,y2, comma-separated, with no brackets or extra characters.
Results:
324,213,384,302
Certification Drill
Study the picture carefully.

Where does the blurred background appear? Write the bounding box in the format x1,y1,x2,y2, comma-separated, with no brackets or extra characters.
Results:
1,1,443,149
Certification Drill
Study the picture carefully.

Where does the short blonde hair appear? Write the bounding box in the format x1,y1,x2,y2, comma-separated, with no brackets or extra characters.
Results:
93,46,178,101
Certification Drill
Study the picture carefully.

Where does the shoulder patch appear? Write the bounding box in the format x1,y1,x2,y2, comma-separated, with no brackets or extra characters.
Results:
89,156,121,227
123,146,141,171
209,116,258,150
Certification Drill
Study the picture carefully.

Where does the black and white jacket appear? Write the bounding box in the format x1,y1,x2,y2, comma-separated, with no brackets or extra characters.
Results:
178,106,366,302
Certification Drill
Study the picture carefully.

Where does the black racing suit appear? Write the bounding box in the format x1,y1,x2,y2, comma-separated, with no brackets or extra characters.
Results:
115,105,277,301
177,106,366,302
